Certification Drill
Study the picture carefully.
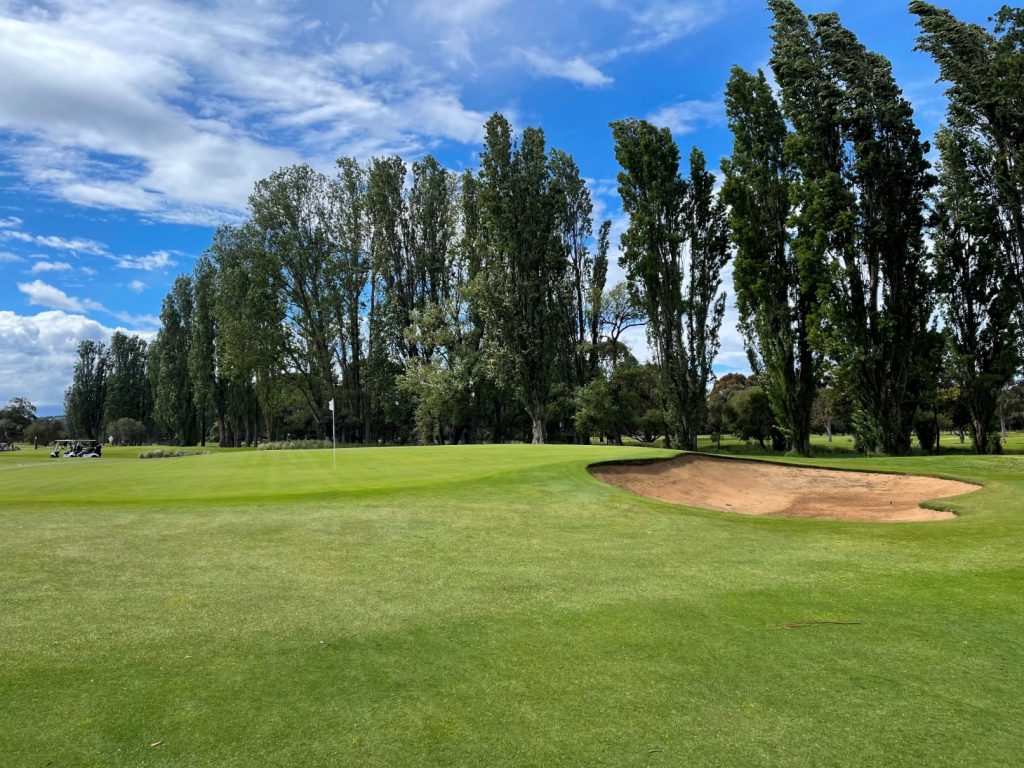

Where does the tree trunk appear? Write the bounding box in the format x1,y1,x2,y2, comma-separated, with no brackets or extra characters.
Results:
530,401,546,444
970,418,989,455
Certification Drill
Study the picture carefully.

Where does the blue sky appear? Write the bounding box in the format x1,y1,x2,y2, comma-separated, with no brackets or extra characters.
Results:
0,0,992,412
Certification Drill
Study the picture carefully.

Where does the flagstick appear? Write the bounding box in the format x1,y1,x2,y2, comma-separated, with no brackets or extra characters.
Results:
331,399,336,471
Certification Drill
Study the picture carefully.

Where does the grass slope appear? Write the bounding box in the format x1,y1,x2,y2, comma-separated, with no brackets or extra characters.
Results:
1,444,1022,766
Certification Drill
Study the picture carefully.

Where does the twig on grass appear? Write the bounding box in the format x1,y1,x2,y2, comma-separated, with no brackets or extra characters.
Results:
776,620,862,630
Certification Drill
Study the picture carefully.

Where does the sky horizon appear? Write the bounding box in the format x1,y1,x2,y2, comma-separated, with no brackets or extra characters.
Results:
0,0,992,414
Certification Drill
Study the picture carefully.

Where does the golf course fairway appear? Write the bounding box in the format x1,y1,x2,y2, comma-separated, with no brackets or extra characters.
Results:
1,443,1022,766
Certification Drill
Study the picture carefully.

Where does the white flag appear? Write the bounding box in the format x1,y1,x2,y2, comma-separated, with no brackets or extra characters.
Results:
328,398,335,412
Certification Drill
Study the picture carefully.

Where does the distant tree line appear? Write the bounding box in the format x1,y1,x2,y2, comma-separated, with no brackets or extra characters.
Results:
63,115,669,447
60,1,1024,455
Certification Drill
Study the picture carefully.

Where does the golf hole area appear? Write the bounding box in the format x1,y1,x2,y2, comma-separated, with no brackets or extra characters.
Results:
590,454,980,522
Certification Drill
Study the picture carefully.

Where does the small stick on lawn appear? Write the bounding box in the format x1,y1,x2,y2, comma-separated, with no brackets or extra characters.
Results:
777,620,862,630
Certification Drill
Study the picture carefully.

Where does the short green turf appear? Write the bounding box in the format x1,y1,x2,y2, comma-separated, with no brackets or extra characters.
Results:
1,442,1022,766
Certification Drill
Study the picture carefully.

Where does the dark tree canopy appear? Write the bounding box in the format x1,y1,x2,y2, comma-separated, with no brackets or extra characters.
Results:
768,0,938,455
932,127,1021,453
912,1,1024,311
723,65,824,456
65,340,110,440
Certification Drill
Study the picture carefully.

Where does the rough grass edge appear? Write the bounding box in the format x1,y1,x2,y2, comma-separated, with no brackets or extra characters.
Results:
139,449,210,459
257,440,333,451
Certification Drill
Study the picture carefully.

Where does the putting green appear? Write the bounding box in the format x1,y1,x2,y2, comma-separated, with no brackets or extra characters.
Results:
1,443,1022,766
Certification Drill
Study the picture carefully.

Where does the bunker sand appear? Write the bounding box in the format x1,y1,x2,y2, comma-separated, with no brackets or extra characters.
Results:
591,454,980,522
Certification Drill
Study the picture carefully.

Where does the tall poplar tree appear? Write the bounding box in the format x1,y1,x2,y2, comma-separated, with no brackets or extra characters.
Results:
549,149,601,390
722,65,823,456
190,256,218,446
154,276,199,445
249,164,340,438
611,119,729,450
331,157,370,441
912,2,1024,314
932,127,1020,453
210,223,285,444
476,113,567,443
768,0,936,455
65,339,110,440
103,331,152,430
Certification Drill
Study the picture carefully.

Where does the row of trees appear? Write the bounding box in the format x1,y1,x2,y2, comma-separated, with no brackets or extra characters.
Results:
65,114,668,447
136,114,729,449
717,0,1023,455
61,1,1024,455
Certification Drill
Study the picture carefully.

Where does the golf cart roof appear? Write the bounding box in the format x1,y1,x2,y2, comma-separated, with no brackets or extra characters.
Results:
53,439,98,445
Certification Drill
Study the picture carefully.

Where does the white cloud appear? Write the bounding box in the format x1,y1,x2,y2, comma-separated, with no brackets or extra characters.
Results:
0,1,493,223
647,98,723,135
333,42,412,76
0,216,23,228
111,310,160,327
113,250,175,271
0,250,23,263
622,1,727,55
0,226,109,255
29,260,73,274
412,0,510,65
16,278,160,332
33,235,108,255
128,279,146,294
18,279,104,313
0,310,154,409
520,50,613,87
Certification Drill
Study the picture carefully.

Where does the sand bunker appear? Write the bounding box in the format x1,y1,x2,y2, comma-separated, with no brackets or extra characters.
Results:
591,454,980,522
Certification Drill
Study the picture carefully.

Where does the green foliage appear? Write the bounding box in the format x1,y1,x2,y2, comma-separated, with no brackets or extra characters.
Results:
103,331,151,430
913,408,939,454
107,417,148,446
153,276,199,446
707,372,751,446
611,120,729,449
723,65,822,456
189,257,217,446
249,164,341,438
767,0,937,455
64,340,110,440
0,397,37,441
257,440,333,451
24,417,63,446
573,378,615,439
209,222,285,446
930,125,1020,455
475,114,572,443
912,1,1024,310
728,384,775,448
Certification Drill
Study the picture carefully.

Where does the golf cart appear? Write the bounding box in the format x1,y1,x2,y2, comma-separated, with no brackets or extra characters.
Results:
50,439,102,458
0,441,19,452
